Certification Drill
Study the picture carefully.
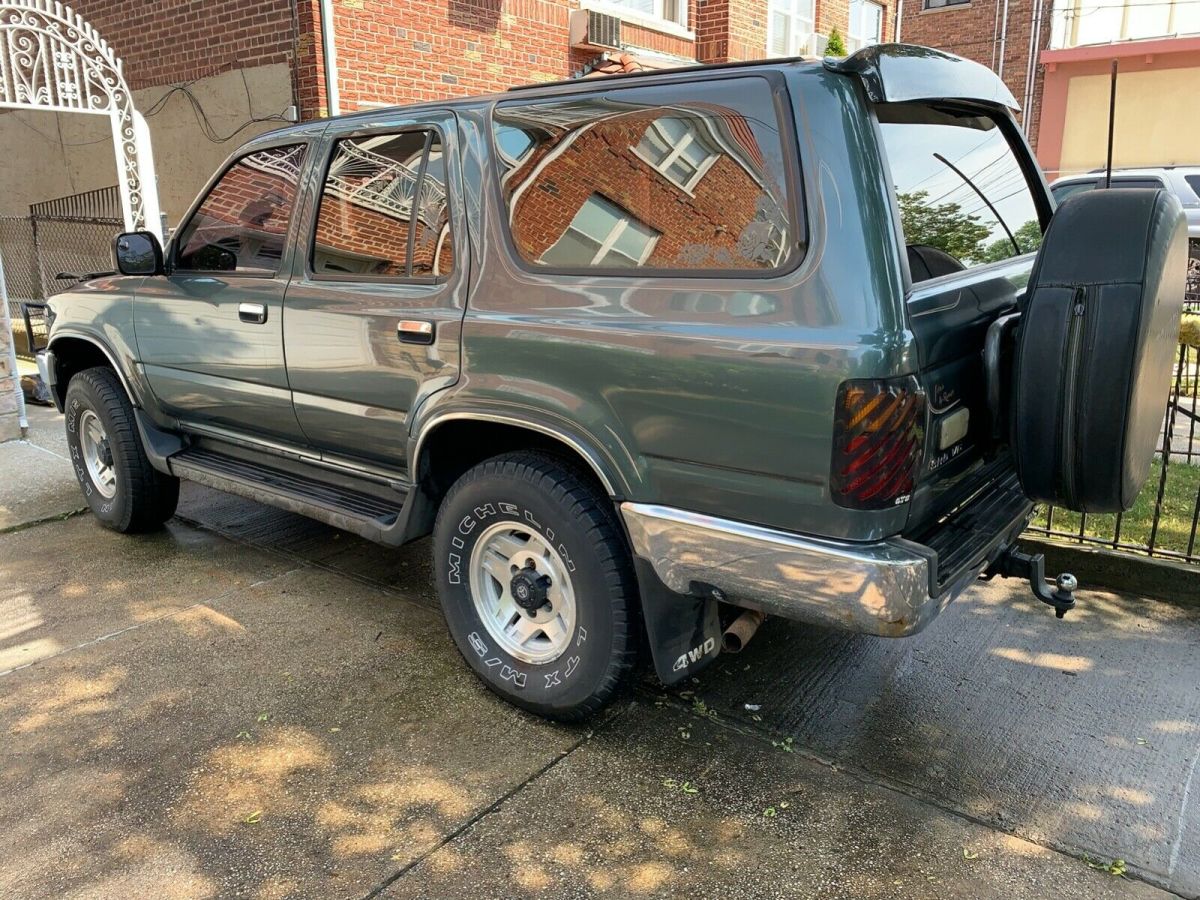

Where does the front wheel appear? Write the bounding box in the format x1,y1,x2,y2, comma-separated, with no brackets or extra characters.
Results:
433,452,638,721
64,366,179,533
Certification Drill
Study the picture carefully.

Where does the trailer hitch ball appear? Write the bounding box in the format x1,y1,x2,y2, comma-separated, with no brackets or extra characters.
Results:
985,547,1078,618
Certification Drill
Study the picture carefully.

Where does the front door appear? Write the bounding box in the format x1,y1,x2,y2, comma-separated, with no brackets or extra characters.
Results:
282,113,467,470
135,131,320,444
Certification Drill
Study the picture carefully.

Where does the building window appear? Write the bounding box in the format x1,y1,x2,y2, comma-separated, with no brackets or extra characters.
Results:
600,0,686,28
540,195,659,268
767,0,816,56
634,117,719,191
924,0,969,8
847,0,884,51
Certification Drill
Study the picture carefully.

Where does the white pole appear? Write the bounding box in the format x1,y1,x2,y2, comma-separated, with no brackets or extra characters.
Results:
0,245,29,435
318,0,341,117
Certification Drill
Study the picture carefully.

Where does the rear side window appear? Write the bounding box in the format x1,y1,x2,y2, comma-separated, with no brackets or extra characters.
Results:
492,78,800,275
312,130,454,279
876,104,1044,284
1186,175,1200,199
175,144,306,274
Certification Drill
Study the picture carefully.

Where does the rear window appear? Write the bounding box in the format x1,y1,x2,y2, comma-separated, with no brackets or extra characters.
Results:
876,103,1044,283
492,78,800,275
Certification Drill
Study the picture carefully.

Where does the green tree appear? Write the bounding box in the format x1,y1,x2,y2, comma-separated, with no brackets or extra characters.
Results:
896,190,991,263
979,219,1043,263
826,28,846,56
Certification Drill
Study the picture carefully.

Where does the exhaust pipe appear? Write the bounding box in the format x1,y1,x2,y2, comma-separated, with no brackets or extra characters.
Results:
722,609,765,654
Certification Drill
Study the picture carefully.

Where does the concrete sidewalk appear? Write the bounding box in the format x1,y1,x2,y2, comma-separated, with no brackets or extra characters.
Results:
0,404,83,532
0,417,1196,898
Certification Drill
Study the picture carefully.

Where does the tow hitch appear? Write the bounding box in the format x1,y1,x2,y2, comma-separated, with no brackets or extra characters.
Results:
983,546,1078,618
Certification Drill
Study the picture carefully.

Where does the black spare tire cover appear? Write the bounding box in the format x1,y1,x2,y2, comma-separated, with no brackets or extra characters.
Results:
1012,188,1187,512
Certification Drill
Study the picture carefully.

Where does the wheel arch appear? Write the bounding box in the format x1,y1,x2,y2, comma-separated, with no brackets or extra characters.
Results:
402,413,635,542
48,333,140,410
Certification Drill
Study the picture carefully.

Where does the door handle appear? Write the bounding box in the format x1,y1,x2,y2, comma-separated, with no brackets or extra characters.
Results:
398,319,434,345
238,302,267,324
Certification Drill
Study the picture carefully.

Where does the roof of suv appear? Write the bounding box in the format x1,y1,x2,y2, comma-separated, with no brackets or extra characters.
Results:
245,44,1017,148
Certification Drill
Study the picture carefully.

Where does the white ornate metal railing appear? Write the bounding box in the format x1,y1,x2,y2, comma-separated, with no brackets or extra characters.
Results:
243,142,447,228
0,1,160,237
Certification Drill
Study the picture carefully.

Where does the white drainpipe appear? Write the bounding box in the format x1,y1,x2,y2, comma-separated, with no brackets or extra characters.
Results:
896,0,904,41
1028,0,1047,128
1022,0,1040,126
318,0,342,117
998,0,1011,79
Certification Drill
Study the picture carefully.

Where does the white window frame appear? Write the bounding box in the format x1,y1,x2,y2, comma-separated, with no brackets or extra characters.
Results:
541,195,659,268
582,0,689,34
632,118,719,193
766,0,816,56
847,0,884,52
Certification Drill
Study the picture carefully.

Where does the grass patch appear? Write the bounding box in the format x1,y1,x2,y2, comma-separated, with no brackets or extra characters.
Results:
1029,459,1200,557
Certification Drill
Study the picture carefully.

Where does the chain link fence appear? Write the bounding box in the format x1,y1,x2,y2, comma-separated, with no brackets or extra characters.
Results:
2,186,121,359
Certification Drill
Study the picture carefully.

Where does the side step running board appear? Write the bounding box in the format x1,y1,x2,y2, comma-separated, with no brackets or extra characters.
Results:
170,447,409,545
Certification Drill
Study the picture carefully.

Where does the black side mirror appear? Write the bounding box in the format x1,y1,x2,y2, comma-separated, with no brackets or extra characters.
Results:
113,231,165,276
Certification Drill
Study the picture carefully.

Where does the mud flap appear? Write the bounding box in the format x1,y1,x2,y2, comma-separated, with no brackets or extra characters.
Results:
633,558,722,686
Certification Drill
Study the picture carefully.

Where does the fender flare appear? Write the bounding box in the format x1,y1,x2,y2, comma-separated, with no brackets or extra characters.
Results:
409,409,631,499
47,331,143,409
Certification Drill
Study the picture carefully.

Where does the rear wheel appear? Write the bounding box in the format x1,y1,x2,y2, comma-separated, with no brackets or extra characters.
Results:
64,367,179,532
433,451,638,721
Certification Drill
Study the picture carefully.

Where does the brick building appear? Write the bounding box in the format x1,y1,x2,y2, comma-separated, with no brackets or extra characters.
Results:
0,0,894,224
898,0,1053,149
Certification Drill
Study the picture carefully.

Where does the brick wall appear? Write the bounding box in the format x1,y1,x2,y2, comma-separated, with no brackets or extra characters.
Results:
900,0,1052,147
695,0,767,62
68,0,299,90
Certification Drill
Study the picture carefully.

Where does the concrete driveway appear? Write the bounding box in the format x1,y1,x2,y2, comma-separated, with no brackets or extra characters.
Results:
1,406,1197,898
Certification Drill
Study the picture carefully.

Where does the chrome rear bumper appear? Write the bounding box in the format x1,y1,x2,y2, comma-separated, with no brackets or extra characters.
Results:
620,501,1024,637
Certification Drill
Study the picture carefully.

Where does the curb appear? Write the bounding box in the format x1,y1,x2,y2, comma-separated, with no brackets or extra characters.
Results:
1019,536,1200,608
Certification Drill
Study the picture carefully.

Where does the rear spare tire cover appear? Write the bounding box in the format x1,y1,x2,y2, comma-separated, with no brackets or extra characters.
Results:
1012,188,1187,512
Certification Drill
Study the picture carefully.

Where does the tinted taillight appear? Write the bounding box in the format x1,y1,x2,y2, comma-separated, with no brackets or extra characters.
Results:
831,377,926,510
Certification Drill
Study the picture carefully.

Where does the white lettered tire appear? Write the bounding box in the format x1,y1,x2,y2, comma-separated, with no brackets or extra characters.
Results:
64,367,179,532
433,451,638,721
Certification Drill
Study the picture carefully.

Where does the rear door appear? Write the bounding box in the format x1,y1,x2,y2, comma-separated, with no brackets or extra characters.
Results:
873,101,1052,527
282,112,467,470
136,134,317,443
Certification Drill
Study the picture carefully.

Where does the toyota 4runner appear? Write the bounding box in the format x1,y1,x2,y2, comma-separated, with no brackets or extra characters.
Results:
44,45,1187,720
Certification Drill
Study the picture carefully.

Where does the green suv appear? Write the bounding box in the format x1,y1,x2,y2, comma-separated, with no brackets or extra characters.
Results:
45,46,1187,720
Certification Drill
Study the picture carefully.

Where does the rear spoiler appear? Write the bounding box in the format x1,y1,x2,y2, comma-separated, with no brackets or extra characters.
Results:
825,44,1019,110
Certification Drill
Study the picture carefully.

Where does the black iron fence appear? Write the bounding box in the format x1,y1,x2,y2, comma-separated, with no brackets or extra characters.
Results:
3,186,122,360
1026,251,1200,564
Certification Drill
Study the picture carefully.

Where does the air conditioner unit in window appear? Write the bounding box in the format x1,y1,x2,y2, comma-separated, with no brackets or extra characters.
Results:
808,32,829,56
569,9,623,51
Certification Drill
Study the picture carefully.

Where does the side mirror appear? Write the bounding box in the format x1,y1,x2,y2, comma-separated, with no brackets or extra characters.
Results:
113,231,164,276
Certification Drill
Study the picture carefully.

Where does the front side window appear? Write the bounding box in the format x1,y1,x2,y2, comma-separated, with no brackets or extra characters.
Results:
175,144,305,274
877,103,1044,283
767,0,816,56
312,130,453,279
847,0,884,51
492,78,799,275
